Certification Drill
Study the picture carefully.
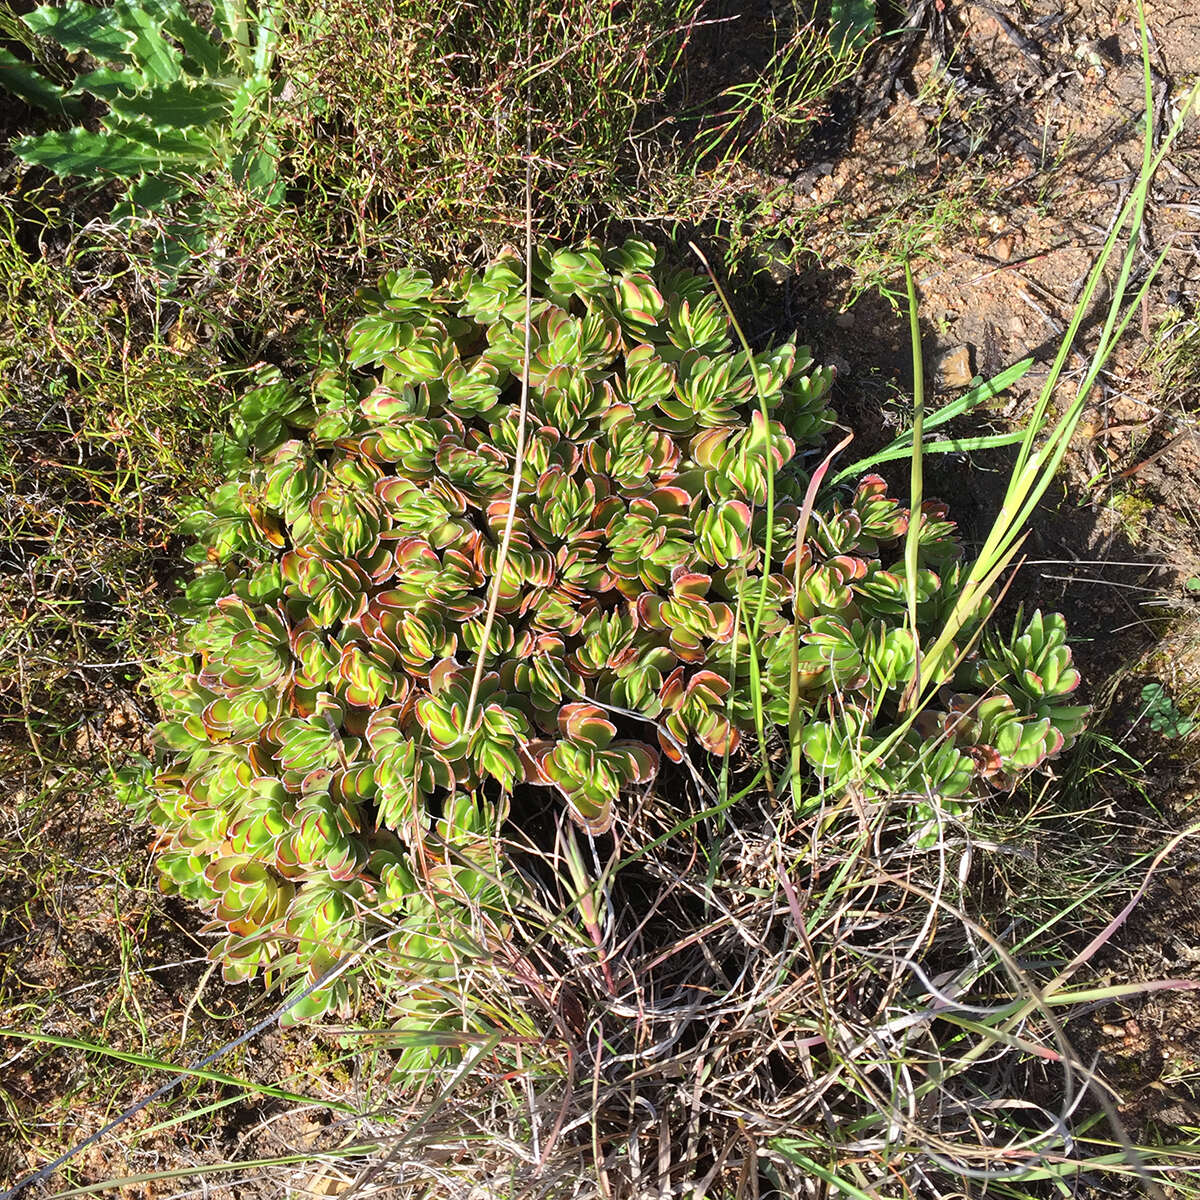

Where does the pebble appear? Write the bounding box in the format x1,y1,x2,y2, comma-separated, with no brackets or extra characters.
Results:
992,233,1016,261
834,312,855,329
936,345,975,388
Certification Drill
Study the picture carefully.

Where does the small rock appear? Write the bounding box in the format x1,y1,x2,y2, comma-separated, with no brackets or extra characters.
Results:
828,354,851,379
936,345,975,388
834,311,855,329
992,233,1016,261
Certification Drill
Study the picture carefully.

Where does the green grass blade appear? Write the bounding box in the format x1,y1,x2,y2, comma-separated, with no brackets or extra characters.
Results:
901,260,925,703
914,69,1199,700
771,1142,878,1199
0,1028,359,1112
828,357,1034,486
848,430,1027,471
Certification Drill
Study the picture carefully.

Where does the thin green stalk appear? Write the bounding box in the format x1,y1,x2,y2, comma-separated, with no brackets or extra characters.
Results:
771,1143,878,1199
900,261,925,708
718,586,746,810
690,240,778,796
560,825,616,995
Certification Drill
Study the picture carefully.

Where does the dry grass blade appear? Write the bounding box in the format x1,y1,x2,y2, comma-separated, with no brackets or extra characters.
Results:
463,17,536,737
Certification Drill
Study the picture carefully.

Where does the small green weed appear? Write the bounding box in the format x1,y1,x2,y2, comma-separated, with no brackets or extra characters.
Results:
688,8,865,170
1140,681,1196,739
1147,303,1200,415
1107,487,1156,544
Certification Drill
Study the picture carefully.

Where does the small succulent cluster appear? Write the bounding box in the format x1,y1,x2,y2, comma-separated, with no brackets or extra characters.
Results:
122,241,1085,1020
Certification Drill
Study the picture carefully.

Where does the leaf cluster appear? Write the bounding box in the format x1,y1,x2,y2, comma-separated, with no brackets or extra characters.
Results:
4,0,282,271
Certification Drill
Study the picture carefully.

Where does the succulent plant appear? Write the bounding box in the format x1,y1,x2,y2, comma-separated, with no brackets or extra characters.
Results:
123,240,1085,1028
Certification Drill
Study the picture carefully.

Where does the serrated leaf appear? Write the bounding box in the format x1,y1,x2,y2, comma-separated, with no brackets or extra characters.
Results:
72,65,144,101
110,117,212,161
160,2,227,75
0,48,86,117
106,79,230,128
112,0,183,84
213,0,252,72
24,1,131,62
14,128,162,177
252,0,280,75
230,141,282,202
125,171,186,211
153,207,212,271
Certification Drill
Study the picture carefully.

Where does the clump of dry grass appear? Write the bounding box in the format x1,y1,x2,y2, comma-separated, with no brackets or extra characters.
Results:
230,772,1190,1200
7,759,1188,1197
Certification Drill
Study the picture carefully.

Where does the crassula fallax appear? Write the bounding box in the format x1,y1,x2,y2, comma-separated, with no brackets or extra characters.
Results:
121,241,1085,1023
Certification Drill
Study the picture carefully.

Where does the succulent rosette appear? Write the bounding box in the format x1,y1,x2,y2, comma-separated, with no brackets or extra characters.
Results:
122,240,1084,1026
